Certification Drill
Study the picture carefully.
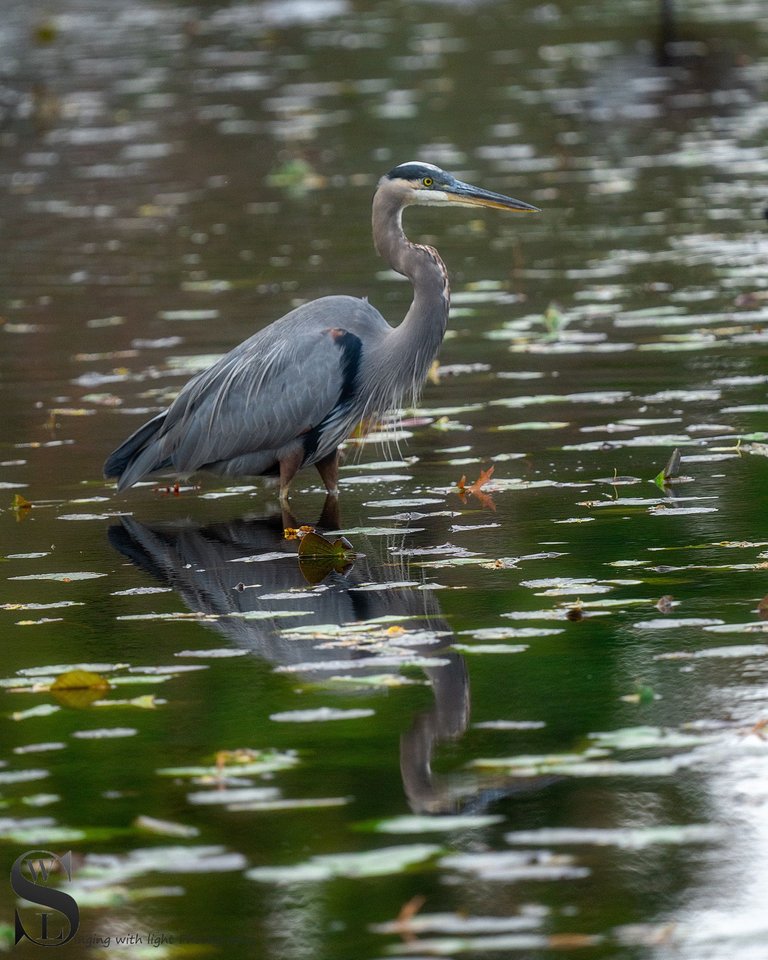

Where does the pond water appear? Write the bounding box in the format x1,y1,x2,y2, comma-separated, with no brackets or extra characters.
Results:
2,0,768,957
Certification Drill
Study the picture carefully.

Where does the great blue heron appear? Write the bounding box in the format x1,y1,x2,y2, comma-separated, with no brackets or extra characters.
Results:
104,161,539,500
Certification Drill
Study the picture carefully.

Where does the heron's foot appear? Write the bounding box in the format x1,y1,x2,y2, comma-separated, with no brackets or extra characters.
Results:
155,481,181,496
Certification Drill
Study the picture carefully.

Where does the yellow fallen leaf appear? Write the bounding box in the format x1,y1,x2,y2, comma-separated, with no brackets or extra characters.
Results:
51,670,111,692
13,493,32,510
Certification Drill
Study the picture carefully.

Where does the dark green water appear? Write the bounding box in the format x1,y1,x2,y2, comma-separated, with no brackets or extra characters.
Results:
2,1,768,958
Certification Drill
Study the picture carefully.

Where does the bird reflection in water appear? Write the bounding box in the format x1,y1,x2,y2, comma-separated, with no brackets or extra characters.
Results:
108,502,471,814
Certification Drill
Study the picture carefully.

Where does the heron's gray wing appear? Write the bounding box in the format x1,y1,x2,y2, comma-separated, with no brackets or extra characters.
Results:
151,297,381,474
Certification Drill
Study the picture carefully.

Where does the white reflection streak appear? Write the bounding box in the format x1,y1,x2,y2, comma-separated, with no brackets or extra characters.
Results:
657,733,768,959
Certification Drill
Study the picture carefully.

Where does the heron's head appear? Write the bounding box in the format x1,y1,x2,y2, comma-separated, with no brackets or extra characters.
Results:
381,161,540,214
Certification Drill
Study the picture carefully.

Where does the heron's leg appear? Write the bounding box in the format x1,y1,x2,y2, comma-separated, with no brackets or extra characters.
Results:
317,493,341,530
315,449,339,497
280,503,299,531
278,449,304,502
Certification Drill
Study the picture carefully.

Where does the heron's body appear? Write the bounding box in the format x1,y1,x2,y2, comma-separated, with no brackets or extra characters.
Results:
104,162,537,499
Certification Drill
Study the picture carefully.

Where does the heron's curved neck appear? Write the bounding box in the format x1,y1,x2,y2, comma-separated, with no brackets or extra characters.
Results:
372,187,450,341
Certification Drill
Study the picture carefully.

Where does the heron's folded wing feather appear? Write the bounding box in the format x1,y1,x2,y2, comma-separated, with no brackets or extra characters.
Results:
158,322,353,473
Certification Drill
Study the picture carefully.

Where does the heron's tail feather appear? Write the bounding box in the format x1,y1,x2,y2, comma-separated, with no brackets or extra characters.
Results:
103,412,170,491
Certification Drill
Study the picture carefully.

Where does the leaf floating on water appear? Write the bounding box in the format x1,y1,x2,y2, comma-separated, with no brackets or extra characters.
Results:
245,843,441,883
372,910,541,936
520,577,612,597
227,796,351,813
459,626,563,640
0,768,50,785
656,595,675,614
362,814,503,834
269,707,375,723
506,824,725,850
175,648,249,658
542,301,568,339
51,670,111,692
620,684,657,705
275,655,450,674
589,726,714,751
12,493,32,520
649,504,718,516
20,793,60,807
653,447,682,488
744,441,768,458
452,643,530,655
324,673,427,689
111,586,172,596
11,704,61,721
18,662,127,677
188,787,281,806
159,749,299,779
634,618,724,630
71,727,138,739
283,524,315,541
9,571,107,582
456,466,496,510
109,844,245,875
93,695,160,710
13,742,66,754
496,420,569,432
298,530,356,584
298,530,355,559
50,669,111,708
134,815,199,838
474,720,546,731
441,849,588,883
15,618,63,626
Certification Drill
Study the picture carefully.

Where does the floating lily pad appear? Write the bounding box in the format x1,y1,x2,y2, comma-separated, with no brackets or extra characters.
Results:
361,814,503,834
71,727,138,739
246,843,441,883
9,571,107,582
451,644,529,654
134,815,199,838
269,707,375,722
187,787,280,806
227,796,350,812
504,824,726,848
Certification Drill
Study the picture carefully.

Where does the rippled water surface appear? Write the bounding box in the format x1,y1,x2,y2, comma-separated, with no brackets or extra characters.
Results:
2,1,768,957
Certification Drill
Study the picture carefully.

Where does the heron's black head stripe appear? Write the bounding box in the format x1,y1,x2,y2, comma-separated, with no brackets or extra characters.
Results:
386,161,448,184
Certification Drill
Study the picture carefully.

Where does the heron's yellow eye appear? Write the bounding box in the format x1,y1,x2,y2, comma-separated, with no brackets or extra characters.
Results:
422,177,433,187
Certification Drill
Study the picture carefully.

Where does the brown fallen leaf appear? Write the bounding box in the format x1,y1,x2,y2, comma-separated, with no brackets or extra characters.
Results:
749,718,768,740
757,594,768,620
456,466,496,511
394,894,426,941
656,594,674,614
548,932,602,949
284,524,315,541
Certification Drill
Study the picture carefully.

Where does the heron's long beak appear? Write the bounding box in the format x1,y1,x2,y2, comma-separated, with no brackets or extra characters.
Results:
446,180,540,213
